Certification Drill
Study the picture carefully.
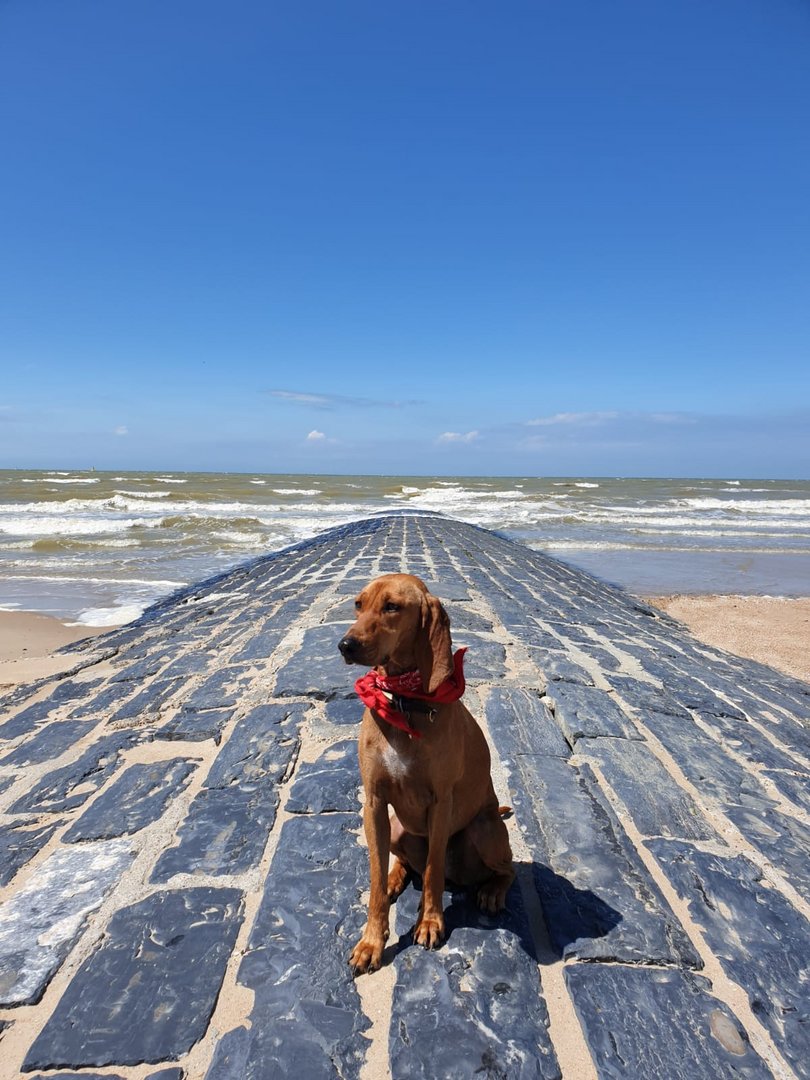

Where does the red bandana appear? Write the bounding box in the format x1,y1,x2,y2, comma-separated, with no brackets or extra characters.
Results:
354,648,468,738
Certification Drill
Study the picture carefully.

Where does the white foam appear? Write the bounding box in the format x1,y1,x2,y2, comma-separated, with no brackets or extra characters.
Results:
271,487,320,495
48,477,100,484
574,482,600,488
69,603,144,627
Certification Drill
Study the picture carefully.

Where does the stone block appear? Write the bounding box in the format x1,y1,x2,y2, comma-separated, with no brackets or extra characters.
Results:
648,840,809,1080
457,634,507,680
566,964,770,1079
325,695,362,726
64,759,198,842
545,682,640,743
181,666,252,711
286,740,359,814
505,755,699,966
0,818,61,886
10,733,138,814
273,623,355,698
109,677,184,723
486,687,570,758
0,718,97,767
151,786,278,880
578,737,716,841
0,839,133,1006
158,707,234,742
204,704,301,789
232,814,369,1079
23,888,244,1070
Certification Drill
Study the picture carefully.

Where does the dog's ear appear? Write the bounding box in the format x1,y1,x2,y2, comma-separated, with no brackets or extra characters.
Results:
415,594,453,693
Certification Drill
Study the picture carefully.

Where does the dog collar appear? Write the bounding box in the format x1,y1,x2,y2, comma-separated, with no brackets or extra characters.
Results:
354,648,467,739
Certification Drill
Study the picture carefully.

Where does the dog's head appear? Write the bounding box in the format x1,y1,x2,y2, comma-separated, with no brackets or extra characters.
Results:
338,573,453,692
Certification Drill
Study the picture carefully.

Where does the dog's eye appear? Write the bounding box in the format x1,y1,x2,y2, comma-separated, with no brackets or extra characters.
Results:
383,602,400,614
354,600,362,611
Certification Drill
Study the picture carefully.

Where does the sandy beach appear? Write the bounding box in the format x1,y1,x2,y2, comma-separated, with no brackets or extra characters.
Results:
1,595,807,692
0,610,110,692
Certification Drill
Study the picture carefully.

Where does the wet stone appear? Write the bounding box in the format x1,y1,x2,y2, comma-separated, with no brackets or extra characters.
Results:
273,623,355,698
0,839,133,1006
109,654,167,682
536,655,595,686
181,666,252,711
486,687,570,758
10,732,139,814
504,755,699,966
578,738,717,841
286,740,359,814
0,818,62,886
158,706,234,742
232,625,287,662
0,718,98,768
109,677,184,722
68,680,135,719
390,885,561,1079
158,649,213,679
606,674,693,717
326,695,362,726
545,682,640,743
152,786,278,880
204,704,302,789
457,634,507,680
232,813,369,1079
646,840,809,1080
64,759,198,842
24,888,244,1070
565,965,771,1080
146,1069,185,1080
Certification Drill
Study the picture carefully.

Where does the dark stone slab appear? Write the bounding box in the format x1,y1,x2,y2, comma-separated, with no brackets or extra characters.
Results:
181,666,252,711
232,625,286,662
578,738,717,841
456,633,507,680
486,686,570,758
286,740,359,814
0,718,97,767
763,769,810,813
648,841,809,1080
0,699,60,740
10,733,138,814
325,695,362,726
446,604,494,633
159,649,213,679
109,653,167,682
538,655,595,685
565,965,771,1079
158,706,234,742
606,674,692,717
273,623,355,698
545,682,640,743
109,677,184,722
64,759,198,842
390,881,560,1078
24,888,244,1070
152,787,278,880
0,839,133,1006
0,818,61,886
146,1070,185,1080
205,704,302,789
504,755,699,966
68,680,134,719
233,813,369,1079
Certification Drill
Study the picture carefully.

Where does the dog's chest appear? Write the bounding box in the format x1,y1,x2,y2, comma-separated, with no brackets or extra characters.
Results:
381,741,414,781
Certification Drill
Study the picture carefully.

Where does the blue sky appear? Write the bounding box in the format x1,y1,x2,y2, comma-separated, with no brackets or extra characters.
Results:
1,0,808,477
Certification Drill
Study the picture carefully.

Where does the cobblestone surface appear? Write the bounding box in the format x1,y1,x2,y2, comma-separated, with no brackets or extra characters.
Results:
0,512,808,1078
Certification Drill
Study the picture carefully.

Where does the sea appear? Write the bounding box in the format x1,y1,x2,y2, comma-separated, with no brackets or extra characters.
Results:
1,470,809,626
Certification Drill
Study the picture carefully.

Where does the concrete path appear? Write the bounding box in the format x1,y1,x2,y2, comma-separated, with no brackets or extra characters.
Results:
0,512,808,1079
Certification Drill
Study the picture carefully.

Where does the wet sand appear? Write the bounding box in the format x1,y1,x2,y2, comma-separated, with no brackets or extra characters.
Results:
0,610,112,691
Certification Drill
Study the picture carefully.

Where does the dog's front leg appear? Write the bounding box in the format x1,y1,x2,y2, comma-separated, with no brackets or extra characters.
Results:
414,797,452,949
350,794,391,974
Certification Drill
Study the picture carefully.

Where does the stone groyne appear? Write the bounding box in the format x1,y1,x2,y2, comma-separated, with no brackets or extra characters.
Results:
0,513,808,1079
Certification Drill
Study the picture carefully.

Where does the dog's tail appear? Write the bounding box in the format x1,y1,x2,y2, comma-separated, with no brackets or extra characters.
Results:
498,805,513,819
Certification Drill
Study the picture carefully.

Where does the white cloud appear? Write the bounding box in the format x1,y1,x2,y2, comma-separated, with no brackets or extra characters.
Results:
113,425,129,436
526,411,619,427
306,429,326,441
437,430,479,444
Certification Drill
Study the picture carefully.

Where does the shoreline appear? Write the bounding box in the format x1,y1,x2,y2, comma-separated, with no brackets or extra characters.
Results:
1,593,808,691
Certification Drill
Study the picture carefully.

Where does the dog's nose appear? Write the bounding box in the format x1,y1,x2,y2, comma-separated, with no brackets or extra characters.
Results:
338,635,360,661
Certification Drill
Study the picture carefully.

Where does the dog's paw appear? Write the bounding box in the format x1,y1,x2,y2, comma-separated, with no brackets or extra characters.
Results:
477,880,508,914
349,933,386,975
413,912,445,949
386,859,410,902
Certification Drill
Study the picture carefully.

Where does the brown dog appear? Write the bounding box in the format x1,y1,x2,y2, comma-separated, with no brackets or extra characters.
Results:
338,573,514,974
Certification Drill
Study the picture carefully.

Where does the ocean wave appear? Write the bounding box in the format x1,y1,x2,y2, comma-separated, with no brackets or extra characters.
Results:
271,487,321,495
47,477,100,484
114,489,173,499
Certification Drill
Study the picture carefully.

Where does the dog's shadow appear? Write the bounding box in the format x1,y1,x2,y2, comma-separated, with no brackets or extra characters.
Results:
381,860,622,966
